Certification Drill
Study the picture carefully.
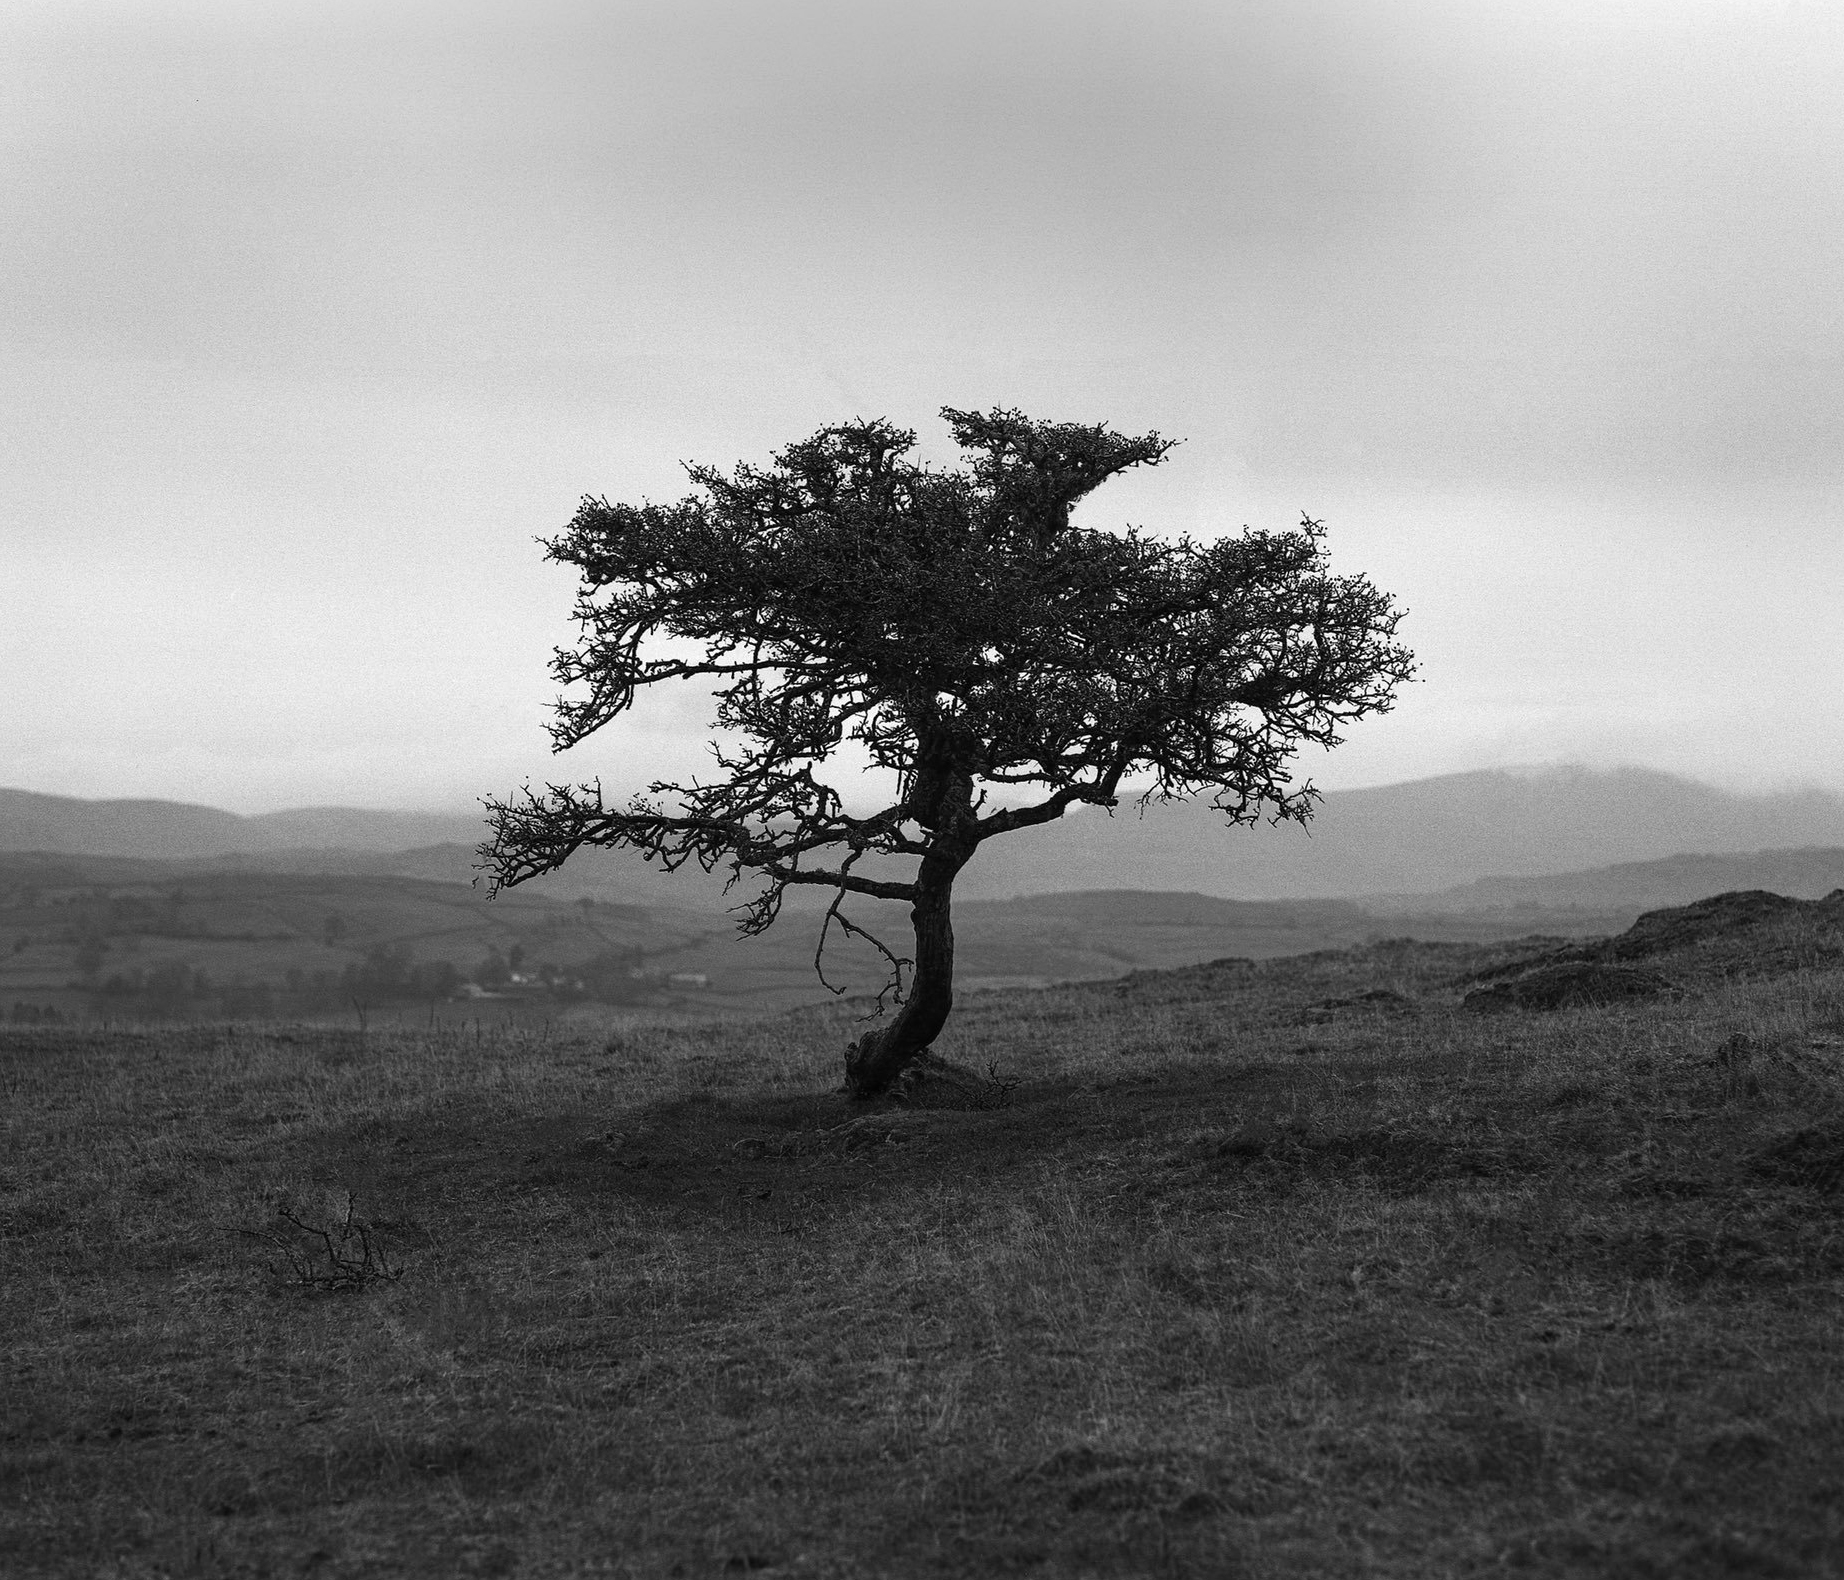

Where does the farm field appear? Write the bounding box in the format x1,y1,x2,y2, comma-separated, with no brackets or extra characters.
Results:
3,893,1843,1577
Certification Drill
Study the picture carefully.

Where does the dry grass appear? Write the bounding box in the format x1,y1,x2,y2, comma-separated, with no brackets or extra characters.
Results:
3,919,1843,1577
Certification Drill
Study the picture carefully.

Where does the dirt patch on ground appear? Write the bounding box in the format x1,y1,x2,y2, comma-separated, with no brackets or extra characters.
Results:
1171,1118,1545,1194
1298,987,1419,1025
1464,961,1674,1013
1752,1123,1844,1192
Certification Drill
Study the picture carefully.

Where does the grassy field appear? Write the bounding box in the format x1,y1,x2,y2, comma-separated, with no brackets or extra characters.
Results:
3,899,1842,1577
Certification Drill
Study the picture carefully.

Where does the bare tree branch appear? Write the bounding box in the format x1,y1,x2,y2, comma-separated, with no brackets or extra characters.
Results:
813,880,912,1017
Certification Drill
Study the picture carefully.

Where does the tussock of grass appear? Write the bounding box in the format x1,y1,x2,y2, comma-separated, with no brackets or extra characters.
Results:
3,914,1843,1577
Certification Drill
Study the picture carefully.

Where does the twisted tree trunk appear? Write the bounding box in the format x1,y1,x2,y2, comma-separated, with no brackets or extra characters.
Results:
841,877,961,1097
842,751,976,1098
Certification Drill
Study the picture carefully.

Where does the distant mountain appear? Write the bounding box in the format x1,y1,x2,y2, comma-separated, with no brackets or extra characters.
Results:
0,788,488,860
951,767,1844,901
10,767,1844,906
1370,846,1844,916
0,789,740,912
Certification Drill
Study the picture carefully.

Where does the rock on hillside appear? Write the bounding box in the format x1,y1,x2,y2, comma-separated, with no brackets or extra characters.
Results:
1608,889,1844,965
1463,888,1844,1011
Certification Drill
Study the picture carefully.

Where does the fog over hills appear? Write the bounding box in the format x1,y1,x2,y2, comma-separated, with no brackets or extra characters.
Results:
7,767,1844,905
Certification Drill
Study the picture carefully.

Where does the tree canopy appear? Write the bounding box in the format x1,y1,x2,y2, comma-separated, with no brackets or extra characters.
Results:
483,407,1415,1095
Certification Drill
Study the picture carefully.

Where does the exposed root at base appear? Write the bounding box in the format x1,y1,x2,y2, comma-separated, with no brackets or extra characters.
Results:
844,1049,1012,1110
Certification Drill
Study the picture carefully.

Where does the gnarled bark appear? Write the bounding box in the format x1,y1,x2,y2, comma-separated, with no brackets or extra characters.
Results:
843,765,975,1098
844,878,957,1097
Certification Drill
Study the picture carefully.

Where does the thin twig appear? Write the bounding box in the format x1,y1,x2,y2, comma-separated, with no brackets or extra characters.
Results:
812,855,912,1014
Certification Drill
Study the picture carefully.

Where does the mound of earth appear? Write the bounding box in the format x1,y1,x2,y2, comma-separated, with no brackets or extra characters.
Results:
1468,888,1844,994
1609,889,1844,961
1464,961,1674,1014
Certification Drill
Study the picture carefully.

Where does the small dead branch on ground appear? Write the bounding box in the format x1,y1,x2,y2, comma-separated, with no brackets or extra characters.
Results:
240,1192,403,1292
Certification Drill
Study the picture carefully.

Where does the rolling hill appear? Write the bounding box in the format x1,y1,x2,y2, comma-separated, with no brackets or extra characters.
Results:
0,854,1627,1027
0,788,488,861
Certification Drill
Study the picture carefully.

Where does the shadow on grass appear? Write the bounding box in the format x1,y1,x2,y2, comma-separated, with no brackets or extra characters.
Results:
296,1046,1567,1233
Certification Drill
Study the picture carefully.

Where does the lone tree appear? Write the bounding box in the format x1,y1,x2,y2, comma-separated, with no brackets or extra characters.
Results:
482,408,1414,1097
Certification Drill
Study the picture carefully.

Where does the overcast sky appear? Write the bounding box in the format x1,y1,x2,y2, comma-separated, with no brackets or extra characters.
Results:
5,0,1841,813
